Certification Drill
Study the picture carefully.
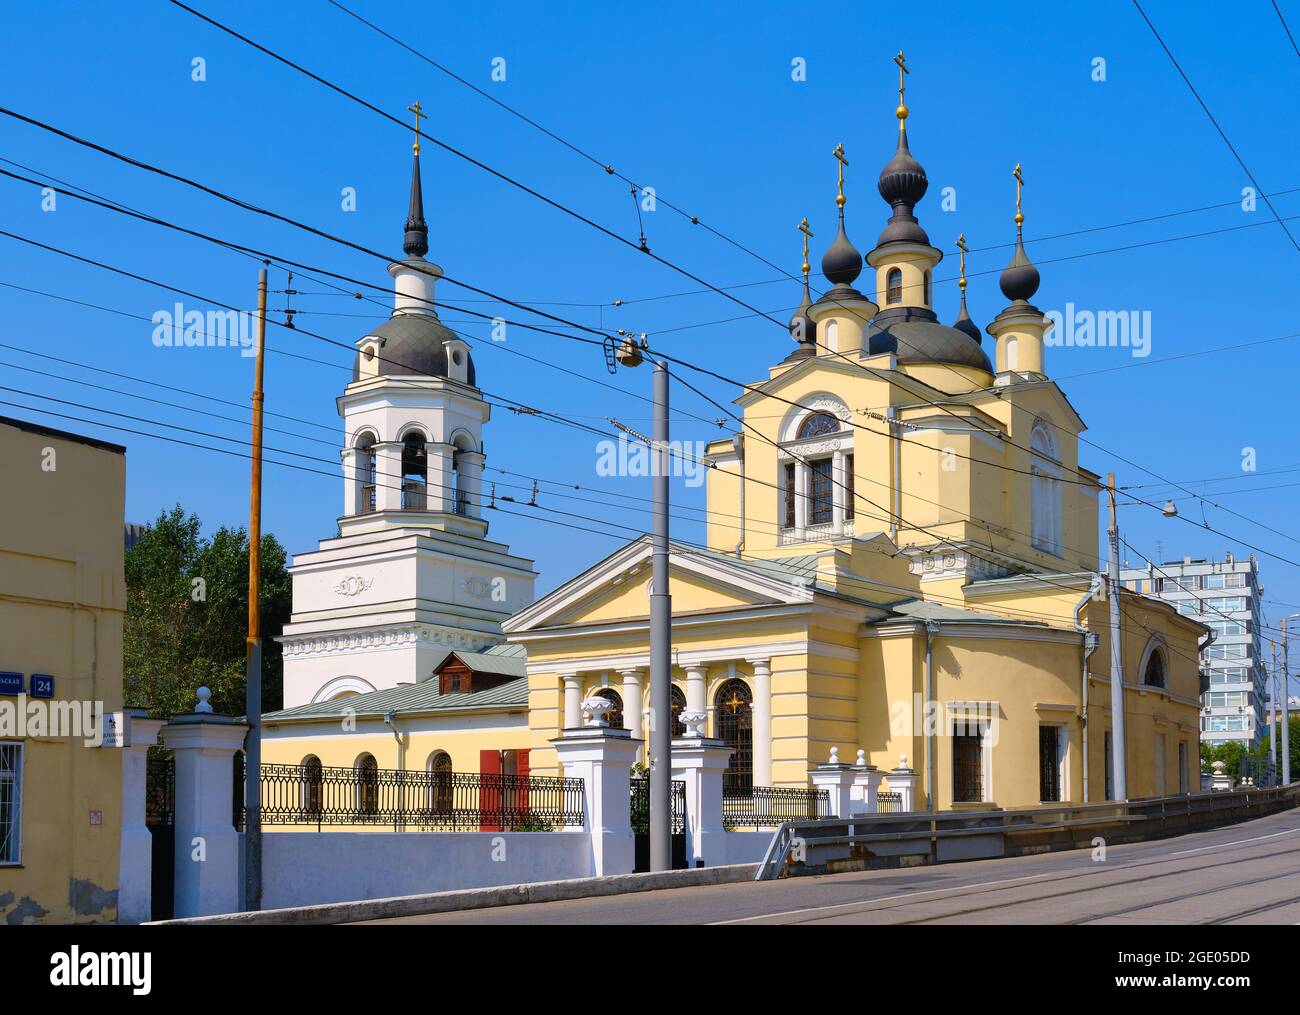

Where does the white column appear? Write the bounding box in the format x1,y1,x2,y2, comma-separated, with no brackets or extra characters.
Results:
620,668,644,759
887,754,918,811
160,704,249,919
427,442,454,513
374,440,403,512
562,673,582,730
685,664,707,729
340,446,360,517
832,449,846,531
809,747,855,818
550,714,640,876
794,462,808,531
459,451,485,518
748,658,772,788
672,735,732,867
117,709,164,924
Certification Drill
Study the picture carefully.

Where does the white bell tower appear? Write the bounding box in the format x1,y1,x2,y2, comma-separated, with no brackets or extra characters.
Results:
277,132,537,709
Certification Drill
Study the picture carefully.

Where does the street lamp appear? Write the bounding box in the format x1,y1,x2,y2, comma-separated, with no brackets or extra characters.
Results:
615,332,673,871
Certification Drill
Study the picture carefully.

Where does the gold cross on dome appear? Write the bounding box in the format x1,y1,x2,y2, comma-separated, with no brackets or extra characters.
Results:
894,50,909,101
798,217,814,277
833,143,849,208
408,101,427,155
956,233,969,291
1013,162,1025,226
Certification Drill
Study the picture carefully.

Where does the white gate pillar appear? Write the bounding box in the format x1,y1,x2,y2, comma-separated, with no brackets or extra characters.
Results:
851,750,886,815
117,708,164,924
887,754,918,811
160,692,249,919
810,747,856,818
672,726,732,868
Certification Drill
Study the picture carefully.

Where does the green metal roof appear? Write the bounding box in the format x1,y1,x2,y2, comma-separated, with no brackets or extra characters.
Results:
264,672,528,724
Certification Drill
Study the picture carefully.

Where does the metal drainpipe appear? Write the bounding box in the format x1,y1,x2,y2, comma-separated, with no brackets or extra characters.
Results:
925,619,940,839
1074,576,1102,802
889,406,901,541
731,433,745,557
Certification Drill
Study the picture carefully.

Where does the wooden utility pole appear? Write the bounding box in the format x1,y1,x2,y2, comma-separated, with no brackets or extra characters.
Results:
244,267,268,911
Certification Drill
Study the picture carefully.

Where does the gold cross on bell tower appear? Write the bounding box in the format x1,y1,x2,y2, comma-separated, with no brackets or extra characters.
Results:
1013,162,1026,229
894,50,909,127
408,101,427,155
956,232,969,293
798,217,814,277
832,143,849,209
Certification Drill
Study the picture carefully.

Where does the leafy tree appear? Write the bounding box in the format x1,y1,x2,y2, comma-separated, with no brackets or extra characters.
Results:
124,505,291,717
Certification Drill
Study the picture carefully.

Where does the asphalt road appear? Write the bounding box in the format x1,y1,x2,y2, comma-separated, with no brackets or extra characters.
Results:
360,808,1300,925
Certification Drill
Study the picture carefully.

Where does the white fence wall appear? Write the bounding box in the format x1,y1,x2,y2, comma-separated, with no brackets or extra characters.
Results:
261,831,594,910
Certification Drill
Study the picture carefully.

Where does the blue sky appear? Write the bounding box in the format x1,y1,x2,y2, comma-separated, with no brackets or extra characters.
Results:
4,0,1300,639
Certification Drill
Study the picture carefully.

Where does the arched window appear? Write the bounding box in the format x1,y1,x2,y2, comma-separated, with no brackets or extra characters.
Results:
300,755,323,817
355,753,379,818
671,685,687,738
1144,649,1167,689
355,433,377,513
401,431,427,510
594,688,624,729
427,751,453,816
886,267,903,305
714,679,753,793
824,319,839,352
1030,421,1062,556
798,413,839,439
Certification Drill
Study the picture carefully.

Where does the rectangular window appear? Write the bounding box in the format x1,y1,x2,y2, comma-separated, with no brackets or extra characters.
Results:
0,743,21,865
809,458,833,525
1226,573,1246,588
1203,574,1226,590
953,731,984,803
782,462,796,529
1039,726,1061,802
844,454,855,521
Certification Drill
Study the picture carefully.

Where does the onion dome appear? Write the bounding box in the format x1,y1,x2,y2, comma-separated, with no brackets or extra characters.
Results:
999,234,1040,302
788,283,817,345
821,214,863,287
953,296,981,343
876,124,931,247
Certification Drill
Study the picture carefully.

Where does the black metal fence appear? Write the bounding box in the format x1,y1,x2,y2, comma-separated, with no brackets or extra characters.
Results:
243,762,585,832
876,790,903,813
629,776,686,834
722,786,830,828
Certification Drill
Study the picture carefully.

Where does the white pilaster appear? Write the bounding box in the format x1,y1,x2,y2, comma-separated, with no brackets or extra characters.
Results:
340,446,361,517
794,462,809,530
459,450,485,518
160,708,249,919
562,673,582,730
427,442,454,513
672,736,733,867
374,440,403,512
117,709,164,925
550,722,640,876
832,448,846,531
748,658,772,788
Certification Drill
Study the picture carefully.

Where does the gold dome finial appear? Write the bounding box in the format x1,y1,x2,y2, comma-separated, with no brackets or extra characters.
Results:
894,51,910,128
798,217,814,277
1013,162,1025,230
956,232,969,292
833,143,849,209
407,100,427,155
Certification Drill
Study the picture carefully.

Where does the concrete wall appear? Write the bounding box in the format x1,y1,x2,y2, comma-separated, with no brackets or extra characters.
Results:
723,831,773,866
260,830,594,910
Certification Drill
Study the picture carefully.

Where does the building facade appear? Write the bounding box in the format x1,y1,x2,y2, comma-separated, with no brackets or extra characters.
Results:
0,415,127,923
1121,555,1264,747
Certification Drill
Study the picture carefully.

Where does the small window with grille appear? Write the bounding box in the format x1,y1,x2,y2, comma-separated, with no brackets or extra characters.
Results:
886,268,903,305
0,743,21,864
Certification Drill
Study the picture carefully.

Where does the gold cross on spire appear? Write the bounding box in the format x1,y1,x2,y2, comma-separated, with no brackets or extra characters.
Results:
408,101,427,155
833,143,849,209
798,217,814,277
956,232,969,292
894,50,909,127
1013,162,1025,229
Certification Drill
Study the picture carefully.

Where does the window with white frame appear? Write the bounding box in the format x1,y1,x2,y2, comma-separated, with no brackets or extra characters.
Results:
1030,420,1062,556
0,743,22,865
778,406,853,539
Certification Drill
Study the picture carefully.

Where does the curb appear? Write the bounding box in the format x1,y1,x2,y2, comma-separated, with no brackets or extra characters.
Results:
147,863,762,925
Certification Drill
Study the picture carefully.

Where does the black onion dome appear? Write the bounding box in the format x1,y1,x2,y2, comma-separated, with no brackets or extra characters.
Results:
821,215,863,286
952,298,982,344
353,313,476,385
876,126,931,246
788,285,817,345
999,236,1040,302
868,305,992,372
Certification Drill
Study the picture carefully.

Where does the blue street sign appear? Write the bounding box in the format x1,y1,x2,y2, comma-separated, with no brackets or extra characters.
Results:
29,674,54,699
0,672,22,695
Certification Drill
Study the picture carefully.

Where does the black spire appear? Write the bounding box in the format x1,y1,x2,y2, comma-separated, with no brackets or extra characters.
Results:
403,150,429,258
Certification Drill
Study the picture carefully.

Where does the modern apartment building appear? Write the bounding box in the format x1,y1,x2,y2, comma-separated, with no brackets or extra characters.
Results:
1121,554,1264,747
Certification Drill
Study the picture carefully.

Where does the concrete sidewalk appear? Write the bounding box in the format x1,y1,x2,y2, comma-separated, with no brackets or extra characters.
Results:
147,862,761,925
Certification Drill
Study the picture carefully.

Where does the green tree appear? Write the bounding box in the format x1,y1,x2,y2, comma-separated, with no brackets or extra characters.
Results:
124,505,291,717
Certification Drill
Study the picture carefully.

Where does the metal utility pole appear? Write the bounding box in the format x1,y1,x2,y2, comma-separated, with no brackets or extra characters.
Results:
1106,473,1128,800
1284,618,1293,785
244,267,268,911
648,358,672,872
1268,636,1279,779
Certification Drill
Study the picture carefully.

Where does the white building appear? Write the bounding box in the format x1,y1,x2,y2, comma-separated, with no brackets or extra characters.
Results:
1121,554,1263,747
278,142,537,708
